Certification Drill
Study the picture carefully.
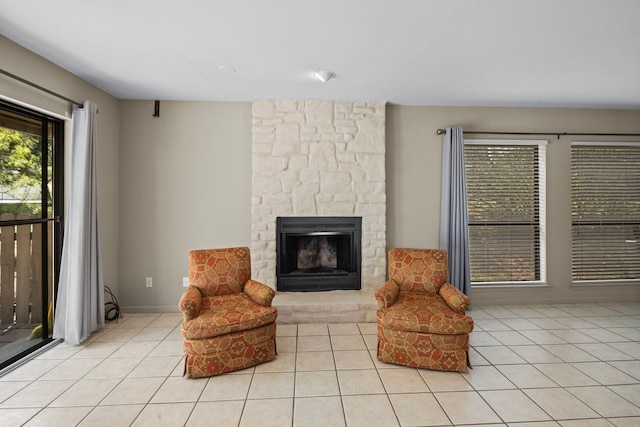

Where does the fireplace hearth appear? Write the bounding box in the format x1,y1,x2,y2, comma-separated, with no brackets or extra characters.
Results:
276,217,362,292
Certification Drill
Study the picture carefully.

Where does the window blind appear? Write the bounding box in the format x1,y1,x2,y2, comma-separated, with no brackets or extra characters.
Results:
464,141,546,283
571,142,640,281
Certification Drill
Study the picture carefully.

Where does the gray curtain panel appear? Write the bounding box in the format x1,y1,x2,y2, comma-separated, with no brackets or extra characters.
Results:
53,101,104,345
439,126,471,298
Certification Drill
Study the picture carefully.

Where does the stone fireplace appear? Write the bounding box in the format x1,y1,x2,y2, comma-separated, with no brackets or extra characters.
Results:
251,100,386,321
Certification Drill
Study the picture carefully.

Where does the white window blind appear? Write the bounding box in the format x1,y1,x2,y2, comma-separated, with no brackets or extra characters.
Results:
571,142,640,281
464,140,547,284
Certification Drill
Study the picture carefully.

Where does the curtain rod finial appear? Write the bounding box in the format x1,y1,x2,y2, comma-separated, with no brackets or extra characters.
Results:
436,128,447,135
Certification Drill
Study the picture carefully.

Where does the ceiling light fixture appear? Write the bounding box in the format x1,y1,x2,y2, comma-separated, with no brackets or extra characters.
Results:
313,70,334,82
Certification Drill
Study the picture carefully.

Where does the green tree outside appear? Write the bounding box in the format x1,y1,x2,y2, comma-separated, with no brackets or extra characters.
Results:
0,126,51,216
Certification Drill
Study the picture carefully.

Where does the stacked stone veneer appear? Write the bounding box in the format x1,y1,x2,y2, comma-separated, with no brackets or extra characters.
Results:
251,100,386,297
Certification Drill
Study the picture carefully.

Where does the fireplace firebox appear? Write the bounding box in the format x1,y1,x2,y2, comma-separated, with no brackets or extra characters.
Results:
276,217,362,292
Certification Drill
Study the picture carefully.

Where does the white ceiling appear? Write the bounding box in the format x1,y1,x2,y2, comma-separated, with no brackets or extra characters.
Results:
1,0,640,109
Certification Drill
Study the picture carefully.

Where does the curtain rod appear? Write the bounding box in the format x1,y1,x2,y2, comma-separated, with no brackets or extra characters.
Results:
436,128,640,139
0,68,83,108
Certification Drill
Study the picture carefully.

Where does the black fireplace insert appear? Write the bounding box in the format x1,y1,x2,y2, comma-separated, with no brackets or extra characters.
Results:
276,216,362,291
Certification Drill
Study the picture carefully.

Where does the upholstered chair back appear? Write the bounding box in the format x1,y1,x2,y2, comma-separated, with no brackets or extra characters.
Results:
188,247,251,297
388,248,448,294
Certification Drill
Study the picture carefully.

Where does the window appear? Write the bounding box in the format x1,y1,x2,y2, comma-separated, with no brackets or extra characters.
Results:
464,140,547,284
571,142,640,282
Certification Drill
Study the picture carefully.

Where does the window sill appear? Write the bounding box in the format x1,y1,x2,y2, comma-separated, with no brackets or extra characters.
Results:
472,281,548,288
571,279,640,287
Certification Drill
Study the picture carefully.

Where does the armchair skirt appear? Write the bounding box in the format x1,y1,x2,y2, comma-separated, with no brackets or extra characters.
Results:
184,322,276,378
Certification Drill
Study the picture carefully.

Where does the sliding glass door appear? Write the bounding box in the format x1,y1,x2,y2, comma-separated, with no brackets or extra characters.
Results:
0,99,63,370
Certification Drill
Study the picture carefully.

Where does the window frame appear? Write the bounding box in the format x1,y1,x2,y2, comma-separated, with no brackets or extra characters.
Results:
0,98,65,370
464,139,548,287
571,140,640,285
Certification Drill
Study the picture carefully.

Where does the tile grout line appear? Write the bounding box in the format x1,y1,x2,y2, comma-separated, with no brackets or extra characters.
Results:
116,321,176,427
236,336,256,427
326,324,349,427
38,318,175,426
290,325,298,427
367,327,401,427
470,313,563,424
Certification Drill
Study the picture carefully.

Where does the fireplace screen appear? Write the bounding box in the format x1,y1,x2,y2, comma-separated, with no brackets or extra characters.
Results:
276,217,361,291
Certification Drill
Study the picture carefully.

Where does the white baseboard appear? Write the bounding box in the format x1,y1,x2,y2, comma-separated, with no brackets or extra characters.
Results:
120,306,180,313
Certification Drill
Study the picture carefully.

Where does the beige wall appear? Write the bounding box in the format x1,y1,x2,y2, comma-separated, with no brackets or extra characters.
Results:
118,101,252,311
0,36,120,296
117,101,640,310
387,105,640,305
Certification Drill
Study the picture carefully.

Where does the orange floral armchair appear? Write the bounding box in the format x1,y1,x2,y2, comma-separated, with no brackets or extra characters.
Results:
375,248,474,372
178,247,277,378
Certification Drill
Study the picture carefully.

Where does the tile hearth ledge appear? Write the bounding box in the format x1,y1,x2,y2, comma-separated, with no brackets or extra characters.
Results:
274,290,378,323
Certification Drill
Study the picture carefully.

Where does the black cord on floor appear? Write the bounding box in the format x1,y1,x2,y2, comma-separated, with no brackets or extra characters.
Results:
104,285,122,322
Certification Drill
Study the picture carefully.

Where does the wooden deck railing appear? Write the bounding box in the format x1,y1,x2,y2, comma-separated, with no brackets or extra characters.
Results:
0,213,53,325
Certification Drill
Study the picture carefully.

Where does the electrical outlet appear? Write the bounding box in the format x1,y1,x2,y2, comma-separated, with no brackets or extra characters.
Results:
146,277,153,288
182,277,189,287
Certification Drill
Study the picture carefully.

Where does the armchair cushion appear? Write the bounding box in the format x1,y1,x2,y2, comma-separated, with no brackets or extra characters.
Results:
189,247,251,296
377,291,473,335
388,248,448,294
182,293,277,340
439,283,471,314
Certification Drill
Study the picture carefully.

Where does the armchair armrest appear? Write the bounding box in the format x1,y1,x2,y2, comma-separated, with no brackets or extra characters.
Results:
375,280,400,309
244,279,276,307
439,283,470,314
179,286,202,321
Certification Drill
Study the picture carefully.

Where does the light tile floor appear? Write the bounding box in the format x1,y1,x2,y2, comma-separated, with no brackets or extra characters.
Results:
1,302,639,426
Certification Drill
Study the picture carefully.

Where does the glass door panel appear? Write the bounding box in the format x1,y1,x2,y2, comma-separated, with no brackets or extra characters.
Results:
0,101,61,370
